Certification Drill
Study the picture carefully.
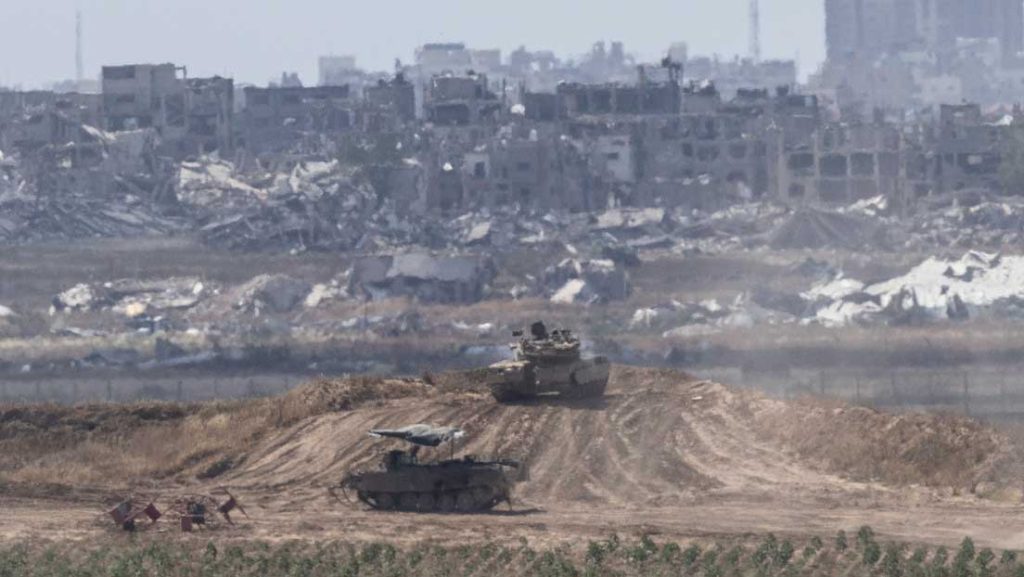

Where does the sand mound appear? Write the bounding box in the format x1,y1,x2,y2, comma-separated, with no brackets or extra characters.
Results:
282,376,434,416
225,366,1008,506
0,367,1010,504
753,399,1002,487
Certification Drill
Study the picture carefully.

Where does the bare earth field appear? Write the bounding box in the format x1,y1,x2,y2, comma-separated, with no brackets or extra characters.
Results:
2,366,1024,550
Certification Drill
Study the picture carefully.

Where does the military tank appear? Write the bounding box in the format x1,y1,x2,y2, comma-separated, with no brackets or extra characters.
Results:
336,424,521,513
486,321,610,402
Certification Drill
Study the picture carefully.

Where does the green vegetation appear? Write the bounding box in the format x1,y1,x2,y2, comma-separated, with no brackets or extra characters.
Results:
0,529,1021,577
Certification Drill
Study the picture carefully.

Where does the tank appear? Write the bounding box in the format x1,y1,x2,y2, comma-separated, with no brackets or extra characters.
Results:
337,425,521,513
486,321,610,402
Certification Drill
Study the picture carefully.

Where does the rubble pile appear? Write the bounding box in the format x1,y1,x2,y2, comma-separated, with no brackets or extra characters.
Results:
803,251,1024,327
653,295,796,337
0,128,185,242
544,258,631,304
905,197,1024,250
182,157,379,251
52,278,209,316
769,208,887,251
231,274,313,314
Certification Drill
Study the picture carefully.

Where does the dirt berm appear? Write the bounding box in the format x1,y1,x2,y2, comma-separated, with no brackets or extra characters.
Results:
0,366,1008,504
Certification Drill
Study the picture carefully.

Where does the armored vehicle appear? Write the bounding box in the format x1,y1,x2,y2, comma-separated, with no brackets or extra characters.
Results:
337,424,520,513
486,321,610,401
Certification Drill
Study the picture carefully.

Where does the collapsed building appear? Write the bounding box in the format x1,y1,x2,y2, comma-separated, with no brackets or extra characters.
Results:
1,35,1023,252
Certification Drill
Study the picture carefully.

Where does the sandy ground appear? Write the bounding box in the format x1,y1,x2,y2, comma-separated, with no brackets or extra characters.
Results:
1,367,1022,548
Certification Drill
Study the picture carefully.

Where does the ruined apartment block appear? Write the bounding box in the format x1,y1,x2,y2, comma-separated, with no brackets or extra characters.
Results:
423,74,502,126
240,85,353,153
101,63,233,156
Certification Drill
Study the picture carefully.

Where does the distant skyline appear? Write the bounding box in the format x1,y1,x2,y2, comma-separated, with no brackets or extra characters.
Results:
0,0,825,89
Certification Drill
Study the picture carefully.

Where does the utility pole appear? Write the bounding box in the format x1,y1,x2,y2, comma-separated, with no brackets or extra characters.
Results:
75,10,84,90
749,0,762,62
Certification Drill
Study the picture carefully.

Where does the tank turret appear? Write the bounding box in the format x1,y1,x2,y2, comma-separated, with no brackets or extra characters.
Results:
486,321,609,402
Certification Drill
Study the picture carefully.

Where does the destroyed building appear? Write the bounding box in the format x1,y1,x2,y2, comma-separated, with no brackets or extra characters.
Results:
240,85,353,152
931,103,1008,194
424,74,502,126
350,254,497,304
101,64,233,156
361,74,416,131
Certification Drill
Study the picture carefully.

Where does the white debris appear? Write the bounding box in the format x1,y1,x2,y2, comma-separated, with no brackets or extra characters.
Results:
802,275,866,302
630,307,659,328
804,251,1024,326
865,251,1016,310
551,279,587,304
55,283,95,311
304,282,348,308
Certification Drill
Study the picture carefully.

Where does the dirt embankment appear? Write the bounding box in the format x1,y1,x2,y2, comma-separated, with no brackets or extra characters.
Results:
0,365,1010,506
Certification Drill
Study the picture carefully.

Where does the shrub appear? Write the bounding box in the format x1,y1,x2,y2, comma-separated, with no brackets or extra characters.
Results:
858,526,876,549
536,550,579,577
958,538,976,563
776,540,795,566
682,544,703,567
836,530,849,552
703,550,723,577
585,541,605,566
723,546,744,568
882,543,905,577
977,548,995,577
660,542,682,564
864,541,882,567
752,534,778,568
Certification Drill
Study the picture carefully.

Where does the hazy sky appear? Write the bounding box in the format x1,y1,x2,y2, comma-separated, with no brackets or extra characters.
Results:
1,0,825,88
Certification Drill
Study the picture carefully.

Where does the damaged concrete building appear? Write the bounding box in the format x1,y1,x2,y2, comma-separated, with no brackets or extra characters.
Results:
424,74,502,126
240,85,353,152
101,64,233,156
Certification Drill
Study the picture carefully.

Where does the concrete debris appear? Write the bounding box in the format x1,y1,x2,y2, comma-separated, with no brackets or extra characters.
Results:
769,208,886,251
593,208,665,232
543,258,630,304
53,283,96,312
802,251,1024,327
53,278,208,316
235,274,313,314
304,281,350,308
350,253,497,304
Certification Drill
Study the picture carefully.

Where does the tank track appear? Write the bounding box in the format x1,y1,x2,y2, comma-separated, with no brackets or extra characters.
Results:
357,487,507,513
564,375,608,399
